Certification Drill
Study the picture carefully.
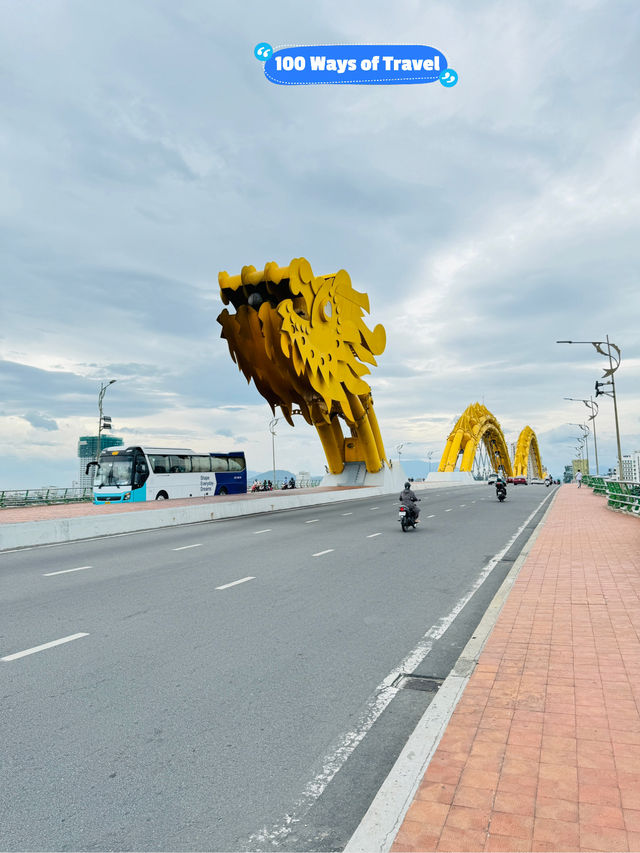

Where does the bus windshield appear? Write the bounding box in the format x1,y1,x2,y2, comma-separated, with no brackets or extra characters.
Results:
94,457,133,487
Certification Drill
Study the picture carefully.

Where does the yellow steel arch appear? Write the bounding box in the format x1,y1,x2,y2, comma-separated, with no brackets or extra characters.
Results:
513,426,543,478
438,403,513,476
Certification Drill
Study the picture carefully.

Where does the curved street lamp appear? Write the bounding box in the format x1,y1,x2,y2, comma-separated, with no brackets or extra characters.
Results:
557,337,623,479
569,423,590,474
96,379,117,463
269,417,280,488
565,397,600,474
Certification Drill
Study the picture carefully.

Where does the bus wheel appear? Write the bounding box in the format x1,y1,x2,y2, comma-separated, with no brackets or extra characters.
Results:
218,487,228,496
155,491,168,500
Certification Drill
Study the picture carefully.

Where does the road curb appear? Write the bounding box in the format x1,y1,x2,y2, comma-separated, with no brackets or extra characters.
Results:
344,488,559,853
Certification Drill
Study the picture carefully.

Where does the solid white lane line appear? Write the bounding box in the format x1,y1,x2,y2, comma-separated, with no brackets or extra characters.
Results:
172,543,202,551
254,529,272,535
2,633,89,662
313,549,334,557
427,514,435,518
341,512,353,516
43,566,92,577
216,576,255,590
305,519,319,524
367,533,382,538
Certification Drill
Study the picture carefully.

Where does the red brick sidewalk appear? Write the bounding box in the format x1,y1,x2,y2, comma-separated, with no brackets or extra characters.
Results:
391,485,640,852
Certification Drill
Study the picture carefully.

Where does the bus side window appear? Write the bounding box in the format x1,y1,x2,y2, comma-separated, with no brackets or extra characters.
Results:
169,455,191,473
150,455,169,473
228,457,245,471
192,456,211,472
210,456,228,472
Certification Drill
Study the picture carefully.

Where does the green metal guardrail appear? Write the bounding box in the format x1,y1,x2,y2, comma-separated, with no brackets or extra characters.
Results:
584,475,607,495
605,480,640,516
0,488,93,508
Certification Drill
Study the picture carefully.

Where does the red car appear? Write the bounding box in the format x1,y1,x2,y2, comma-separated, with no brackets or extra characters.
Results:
512,476,527,485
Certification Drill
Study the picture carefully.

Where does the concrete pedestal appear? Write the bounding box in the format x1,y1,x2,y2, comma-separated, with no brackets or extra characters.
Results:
320,462,407,493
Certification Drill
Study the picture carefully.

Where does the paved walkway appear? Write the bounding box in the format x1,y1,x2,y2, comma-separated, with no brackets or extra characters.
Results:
390,485,640,852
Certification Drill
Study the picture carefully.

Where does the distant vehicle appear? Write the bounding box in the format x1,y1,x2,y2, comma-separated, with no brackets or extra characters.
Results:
512,476,527,485
531,477,545,484
488,473,498,485
87,446,247,503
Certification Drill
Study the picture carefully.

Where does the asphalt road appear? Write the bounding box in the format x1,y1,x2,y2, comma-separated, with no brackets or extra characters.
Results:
1,484,557,851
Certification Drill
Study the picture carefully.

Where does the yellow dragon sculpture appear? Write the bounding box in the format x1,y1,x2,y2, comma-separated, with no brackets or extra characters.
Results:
217,257,389,474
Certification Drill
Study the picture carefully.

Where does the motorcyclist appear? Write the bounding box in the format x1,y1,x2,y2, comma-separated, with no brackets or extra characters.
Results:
399,481,420,522
495,473,507,496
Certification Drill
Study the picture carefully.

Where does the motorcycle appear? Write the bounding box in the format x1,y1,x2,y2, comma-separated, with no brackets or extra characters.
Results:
496,481,507,502
399,499,420,531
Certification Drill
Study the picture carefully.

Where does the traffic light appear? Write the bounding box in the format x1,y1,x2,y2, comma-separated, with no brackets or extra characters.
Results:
594,381,609,397
101,415,112,429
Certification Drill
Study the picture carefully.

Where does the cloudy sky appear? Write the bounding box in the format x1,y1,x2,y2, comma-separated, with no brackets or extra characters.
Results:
1,0,639,489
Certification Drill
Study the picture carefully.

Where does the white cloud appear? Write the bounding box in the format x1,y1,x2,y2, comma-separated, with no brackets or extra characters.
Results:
1,0,638,487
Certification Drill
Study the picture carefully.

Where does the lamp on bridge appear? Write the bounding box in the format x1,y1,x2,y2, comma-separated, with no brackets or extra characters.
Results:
96,379,117,464
569,423,590,475
557,337,623,480
564,397,599,475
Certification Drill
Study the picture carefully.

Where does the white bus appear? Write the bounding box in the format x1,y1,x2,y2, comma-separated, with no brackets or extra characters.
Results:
87,446,247,504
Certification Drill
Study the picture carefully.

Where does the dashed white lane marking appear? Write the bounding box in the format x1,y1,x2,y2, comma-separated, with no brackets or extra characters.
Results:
341,512,353,516
216,576,255,590
254,529,272,534
172,543,202,551
43,566,92,577
460,504,466,507
369,506,380,510
2,633,89,662
305,519,319,524
445,508,453,512
313,549,334,557
427,514,435,518
367,533,382,538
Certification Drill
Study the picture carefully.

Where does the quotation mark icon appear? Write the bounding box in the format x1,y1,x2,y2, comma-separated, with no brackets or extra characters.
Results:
254,42,273,61
439,68,458,87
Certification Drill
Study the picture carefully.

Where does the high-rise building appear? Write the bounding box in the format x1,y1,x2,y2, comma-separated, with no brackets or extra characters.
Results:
572,458,589,477
77,435,124,489
614,450,640,481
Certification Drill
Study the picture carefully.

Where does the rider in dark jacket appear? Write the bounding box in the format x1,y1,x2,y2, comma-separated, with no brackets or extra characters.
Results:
399,482,420,521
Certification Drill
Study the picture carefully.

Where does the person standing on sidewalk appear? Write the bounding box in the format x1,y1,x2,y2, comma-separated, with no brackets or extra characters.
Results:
576,470,583,488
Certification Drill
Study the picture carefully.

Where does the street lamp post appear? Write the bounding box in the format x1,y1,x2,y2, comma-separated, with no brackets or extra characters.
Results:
96,379,117,464
569,423,590,474
426,450,434,477
565,397,599,474
269,418,280,488
557,337,624,479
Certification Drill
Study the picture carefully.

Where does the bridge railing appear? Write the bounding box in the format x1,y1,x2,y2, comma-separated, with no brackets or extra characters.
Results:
0,488,94,508
605,480,640,516
583,477,640,515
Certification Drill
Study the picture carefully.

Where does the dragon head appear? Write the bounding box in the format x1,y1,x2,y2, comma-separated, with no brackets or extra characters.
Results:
217,257,386,429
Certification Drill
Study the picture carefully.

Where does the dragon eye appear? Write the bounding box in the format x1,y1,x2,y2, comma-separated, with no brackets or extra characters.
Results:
324,301,332,318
